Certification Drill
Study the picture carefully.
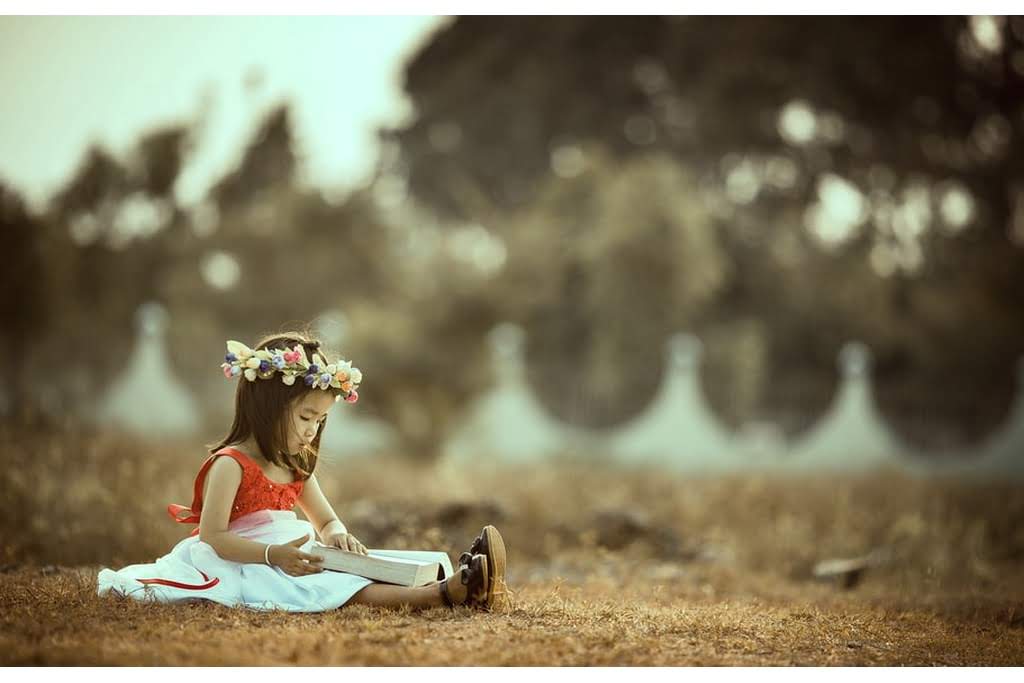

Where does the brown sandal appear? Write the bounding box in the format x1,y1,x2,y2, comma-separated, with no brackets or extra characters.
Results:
459,525,506,607
440,553,491,609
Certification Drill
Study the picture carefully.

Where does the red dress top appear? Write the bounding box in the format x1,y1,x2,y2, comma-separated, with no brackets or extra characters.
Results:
167,446,305,537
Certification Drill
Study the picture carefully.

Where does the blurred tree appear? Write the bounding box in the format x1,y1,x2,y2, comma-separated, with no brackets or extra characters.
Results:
494,151,730,427
50,145,129,221
384,16,1024,447
31,124,192,420
157,106,433,443
37,145,138,417
212,104,297,211
15,18,1022,457
0,182,47,419
136,126,190,199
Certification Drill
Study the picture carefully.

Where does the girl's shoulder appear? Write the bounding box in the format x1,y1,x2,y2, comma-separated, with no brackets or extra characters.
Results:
208,445,260,470
206,452,245,478
195,447,260,488
171,447,257,524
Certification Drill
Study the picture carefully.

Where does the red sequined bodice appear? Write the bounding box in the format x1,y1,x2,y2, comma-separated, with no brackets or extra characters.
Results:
167,447,305,536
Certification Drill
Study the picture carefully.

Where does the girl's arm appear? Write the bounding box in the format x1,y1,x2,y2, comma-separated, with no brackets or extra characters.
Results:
295,474,348,539
198,458,322,574
296,475,367,554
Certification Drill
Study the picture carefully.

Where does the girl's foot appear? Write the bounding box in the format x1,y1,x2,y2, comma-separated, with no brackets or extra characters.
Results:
459,525,506,607
439,553,492,610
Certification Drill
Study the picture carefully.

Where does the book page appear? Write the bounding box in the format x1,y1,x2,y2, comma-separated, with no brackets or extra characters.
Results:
313,543,429,567
369,549,454,578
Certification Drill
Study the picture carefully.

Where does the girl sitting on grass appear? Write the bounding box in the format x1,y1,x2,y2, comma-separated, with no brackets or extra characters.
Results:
97,331,506,613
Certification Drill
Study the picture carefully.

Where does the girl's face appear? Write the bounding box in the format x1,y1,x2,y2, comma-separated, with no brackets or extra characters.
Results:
285,390,336,455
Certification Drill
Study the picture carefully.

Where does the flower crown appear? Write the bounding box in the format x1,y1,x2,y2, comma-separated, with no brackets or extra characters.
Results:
220,340,361,403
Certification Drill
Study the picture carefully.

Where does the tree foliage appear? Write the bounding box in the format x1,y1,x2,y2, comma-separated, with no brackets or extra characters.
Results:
383,16,1024,446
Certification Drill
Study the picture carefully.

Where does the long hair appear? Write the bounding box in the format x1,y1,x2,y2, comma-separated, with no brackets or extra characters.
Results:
210,330,344,480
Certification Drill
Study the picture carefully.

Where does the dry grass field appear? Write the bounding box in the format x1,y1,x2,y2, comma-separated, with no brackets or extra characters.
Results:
2,422,1023,665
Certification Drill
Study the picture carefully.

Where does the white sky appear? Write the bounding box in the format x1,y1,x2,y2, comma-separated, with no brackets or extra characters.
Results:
0,16,446,210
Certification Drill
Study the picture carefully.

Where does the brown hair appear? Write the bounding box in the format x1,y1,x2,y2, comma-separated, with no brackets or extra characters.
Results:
210,330,344,480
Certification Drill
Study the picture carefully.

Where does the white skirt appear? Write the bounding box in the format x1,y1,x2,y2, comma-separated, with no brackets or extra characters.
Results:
97,510,373,612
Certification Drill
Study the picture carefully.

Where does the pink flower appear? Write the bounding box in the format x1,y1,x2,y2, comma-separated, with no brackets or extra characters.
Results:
283,351,299,363
344,390,359,404
222,364,233,378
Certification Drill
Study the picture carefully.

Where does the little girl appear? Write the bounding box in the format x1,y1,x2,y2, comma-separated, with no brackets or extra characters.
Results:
97,331,506,612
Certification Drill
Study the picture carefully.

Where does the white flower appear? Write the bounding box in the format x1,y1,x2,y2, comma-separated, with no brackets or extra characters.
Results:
245,357,261,369
244,368,258,381
282,374,296,386
227,340,254,359
349,368,362,384
325,364,337,375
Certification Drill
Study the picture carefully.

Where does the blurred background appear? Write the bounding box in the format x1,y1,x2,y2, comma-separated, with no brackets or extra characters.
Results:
1,16,1023,590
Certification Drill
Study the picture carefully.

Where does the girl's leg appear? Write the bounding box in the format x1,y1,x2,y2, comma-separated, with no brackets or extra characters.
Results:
347,576,467,610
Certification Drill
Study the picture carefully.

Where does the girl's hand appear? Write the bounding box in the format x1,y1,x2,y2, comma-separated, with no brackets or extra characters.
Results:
323,531,368,555
268,534,324,576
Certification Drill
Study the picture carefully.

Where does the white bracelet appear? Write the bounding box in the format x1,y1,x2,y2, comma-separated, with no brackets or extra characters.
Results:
264,543,273,566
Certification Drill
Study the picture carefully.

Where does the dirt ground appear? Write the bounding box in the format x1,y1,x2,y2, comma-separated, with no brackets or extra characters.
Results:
2,425,1023,665
2,563,1022,665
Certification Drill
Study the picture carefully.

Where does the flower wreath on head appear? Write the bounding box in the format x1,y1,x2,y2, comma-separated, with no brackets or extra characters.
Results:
220,340,361,403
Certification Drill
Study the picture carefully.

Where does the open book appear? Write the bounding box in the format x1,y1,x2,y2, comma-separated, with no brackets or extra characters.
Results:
309,543,455,587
